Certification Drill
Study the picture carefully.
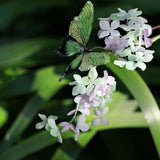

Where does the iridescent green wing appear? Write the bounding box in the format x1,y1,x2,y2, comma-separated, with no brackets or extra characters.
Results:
79,52,111,71
57,36,82,57
59,54,83,81
57,1,94,57
69,1,94,46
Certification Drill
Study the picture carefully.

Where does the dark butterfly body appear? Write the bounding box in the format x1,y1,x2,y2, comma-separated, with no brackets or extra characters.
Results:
56,1,110,81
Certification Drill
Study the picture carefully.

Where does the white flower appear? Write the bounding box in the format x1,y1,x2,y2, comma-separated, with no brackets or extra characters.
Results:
109,8,142,21
114,47,154,71
120,17,147,31
91,107,109,126
75,115,89,141
69,74,89,96
86,67,105,93
35,113,58,130
98,20,120,39
47,117,63,143
35,114,62,143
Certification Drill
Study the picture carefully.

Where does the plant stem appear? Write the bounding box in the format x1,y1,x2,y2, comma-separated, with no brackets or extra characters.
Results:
152,25,160,30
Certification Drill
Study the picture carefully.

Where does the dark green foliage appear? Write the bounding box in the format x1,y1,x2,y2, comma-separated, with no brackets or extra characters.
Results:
0,0,160,160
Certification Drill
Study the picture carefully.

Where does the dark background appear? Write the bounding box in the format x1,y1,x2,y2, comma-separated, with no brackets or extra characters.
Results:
0,0,160,159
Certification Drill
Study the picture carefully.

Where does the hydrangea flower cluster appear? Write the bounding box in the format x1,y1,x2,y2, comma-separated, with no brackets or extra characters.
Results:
35,114,63,143
35,67,116,142
98,8,155,71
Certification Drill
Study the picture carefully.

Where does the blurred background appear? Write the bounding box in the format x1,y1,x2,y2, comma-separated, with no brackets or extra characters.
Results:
0,0,160,160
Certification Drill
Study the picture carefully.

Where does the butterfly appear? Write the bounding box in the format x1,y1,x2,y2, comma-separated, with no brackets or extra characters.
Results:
55,1,110,81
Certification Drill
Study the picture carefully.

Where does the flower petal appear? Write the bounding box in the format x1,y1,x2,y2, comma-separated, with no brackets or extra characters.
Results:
93,108,101,116
144,38,152,48
114,59,126,67
35,121,45,129
99,20,110,30
101,117,109,126
126,61,137,70
136,61,146,71
86,83,94,93
111,30,120,36
91,118,100,126
61,126,70,133
48,115,58,120
88,67,98,80
79,123,89,131
143,54,153,63
47,118,56,128
45,123,51,131
111,20,120,29
50,128,58,137
69,81,78,86
98,30,109,39
67,109,76,116
78,108,90,115
81,77,90,85
73,74,82,83
78,85,86,95
106,76,115,85
102,107,109,115
38,113,47,121
143,24,152,36
119,24,131,31
77,114,86,124
103,70,108,81
94,78,105,85
59,121,68,127
72,86,81,96
75,129,80,141
57,132,63,143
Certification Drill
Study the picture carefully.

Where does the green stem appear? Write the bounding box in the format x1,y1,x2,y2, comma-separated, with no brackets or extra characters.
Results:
107,55,160,157
151,34,160,43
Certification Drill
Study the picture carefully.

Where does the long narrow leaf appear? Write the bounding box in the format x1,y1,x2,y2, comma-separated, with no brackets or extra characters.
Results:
107,55,160,156
0,112,147,160
0,66,68,152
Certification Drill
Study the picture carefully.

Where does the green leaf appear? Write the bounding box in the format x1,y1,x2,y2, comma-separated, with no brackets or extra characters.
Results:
138,66,160,85
0,0,71,29
107,55,160,156
0,66,68,153
0,110,147,160
0,106,8,128
0,38,57,67
0,91,148,160
0,65,65,98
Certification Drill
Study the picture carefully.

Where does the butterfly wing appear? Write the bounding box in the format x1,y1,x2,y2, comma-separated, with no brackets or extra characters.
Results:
57,1,94,57
59,1,94,80
57,35,82,57
69,1,94,46
59,54,83,81
79,52,111,71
